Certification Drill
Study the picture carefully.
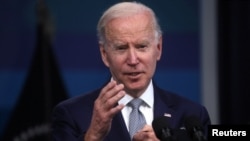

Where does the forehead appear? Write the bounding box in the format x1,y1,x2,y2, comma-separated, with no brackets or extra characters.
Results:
105,13,155,41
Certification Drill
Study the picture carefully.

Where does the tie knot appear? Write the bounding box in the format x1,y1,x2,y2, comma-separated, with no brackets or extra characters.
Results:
129,98,144,109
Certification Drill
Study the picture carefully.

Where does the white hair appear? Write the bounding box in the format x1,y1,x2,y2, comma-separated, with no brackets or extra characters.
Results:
97,1,162,44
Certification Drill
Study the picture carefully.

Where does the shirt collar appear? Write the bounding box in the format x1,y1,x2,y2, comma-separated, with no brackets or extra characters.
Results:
118,80,154,108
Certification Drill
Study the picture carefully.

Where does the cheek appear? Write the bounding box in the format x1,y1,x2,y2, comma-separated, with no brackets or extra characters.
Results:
106,55,125,69
147,58,157,69
144,53,158,70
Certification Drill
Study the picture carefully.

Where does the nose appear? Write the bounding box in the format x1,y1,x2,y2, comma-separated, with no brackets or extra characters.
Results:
127,48,139,65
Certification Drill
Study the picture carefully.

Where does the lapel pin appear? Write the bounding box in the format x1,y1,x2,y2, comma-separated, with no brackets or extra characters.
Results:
164,113,171,117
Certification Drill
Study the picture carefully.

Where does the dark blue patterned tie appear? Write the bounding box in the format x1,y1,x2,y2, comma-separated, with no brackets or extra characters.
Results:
128,98,146,139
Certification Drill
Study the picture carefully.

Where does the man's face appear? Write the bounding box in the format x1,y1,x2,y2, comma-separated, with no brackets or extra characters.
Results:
100,12,162,96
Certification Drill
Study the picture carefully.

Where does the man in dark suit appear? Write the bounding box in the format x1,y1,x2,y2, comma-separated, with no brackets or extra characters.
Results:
52,1,211,141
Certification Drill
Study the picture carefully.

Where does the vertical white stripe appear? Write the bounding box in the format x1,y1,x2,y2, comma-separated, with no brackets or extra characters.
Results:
201,0,219,124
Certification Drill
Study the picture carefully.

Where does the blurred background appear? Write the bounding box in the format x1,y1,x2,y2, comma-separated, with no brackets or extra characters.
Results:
0,0,249,140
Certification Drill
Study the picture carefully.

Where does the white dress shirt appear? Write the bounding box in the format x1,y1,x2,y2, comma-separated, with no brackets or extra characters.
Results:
118,80,154,130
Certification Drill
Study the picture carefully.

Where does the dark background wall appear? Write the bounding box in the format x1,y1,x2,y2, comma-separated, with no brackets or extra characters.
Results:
0,0,202,138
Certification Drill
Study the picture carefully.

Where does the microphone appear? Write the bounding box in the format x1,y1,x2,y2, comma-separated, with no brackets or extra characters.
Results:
152,116,175,141
184,116,207,141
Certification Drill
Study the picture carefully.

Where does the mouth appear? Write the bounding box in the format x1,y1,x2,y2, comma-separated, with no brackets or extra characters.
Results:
128,72,140,76
124,72,142,78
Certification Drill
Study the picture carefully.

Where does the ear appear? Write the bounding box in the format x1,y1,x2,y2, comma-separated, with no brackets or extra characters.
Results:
156,36,163,61
99,44,110,67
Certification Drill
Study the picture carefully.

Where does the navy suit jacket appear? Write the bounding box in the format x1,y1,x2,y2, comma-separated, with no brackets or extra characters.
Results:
52,83,211,141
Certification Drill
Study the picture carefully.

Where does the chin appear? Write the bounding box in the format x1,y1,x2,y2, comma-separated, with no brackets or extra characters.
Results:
126,84,145,93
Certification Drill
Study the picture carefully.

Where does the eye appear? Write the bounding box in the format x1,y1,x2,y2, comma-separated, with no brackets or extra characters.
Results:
136,44,148,49
115,45,128,50
139,45,147,48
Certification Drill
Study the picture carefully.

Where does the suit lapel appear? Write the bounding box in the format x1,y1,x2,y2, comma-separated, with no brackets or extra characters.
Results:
153,84,178,128
105,112,131,141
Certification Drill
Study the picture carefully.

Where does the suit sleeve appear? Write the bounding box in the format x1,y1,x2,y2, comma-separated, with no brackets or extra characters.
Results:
51,104,85,141
200,105,211,138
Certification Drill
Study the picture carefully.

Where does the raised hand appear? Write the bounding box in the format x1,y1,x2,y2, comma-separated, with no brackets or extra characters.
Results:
84,80,126,141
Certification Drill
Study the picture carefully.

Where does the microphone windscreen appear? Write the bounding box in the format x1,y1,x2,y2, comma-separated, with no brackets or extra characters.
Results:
184,116,204,132
152,116,171,140
184,115,206,141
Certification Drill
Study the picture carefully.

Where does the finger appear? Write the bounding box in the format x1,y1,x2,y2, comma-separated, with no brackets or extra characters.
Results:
139,125,153,132
109,103,125,116
105,83,124,100
95,81,125,116
105,89,125,108
98,80,117,99
134,131,159,141
135,125,160,141
100,82,124,102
